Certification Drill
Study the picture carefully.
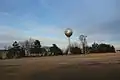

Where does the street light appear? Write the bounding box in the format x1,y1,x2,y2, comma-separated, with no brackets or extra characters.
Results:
64,28,73,55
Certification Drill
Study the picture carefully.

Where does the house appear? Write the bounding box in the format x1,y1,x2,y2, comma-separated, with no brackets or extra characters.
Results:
41,46,52,56
116,50,120,53
0,50,8,59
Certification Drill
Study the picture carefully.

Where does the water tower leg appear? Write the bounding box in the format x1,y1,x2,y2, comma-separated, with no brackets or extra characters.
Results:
68,37,71,55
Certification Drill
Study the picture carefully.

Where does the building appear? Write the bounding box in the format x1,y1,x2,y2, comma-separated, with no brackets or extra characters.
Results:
0,50,8,59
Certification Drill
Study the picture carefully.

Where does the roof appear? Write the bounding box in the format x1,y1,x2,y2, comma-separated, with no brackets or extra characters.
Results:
0,50,8,51
0,50,8,53
42,46,52,48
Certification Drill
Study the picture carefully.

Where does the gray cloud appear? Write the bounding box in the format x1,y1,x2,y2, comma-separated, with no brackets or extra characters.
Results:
0,19,120,49
0,34,24,42
70,19,120,49
100,19,120,34
0,26,27,49
0,33,26,49
78,19,120,35
87,19,120,42
0,42,11,49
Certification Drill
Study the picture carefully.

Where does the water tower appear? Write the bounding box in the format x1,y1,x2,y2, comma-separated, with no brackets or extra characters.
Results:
64,28,73,54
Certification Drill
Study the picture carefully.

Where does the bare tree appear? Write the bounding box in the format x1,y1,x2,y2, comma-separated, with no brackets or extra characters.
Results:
19,38,35,56
4,45,8,50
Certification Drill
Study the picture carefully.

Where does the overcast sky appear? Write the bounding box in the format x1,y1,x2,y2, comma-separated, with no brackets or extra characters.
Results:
0,0,120,49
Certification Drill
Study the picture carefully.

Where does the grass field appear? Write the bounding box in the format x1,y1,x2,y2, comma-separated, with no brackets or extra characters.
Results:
0,53,120,80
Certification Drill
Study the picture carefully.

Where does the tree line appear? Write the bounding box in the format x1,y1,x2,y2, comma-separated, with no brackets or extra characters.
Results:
89,42,115,53
0,38,116,59
65,42,115,54
5,39,63,59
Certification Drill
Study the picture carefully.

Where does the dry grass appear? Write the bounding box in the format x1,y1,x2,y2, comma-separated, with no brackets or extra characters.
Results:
0,53,120,80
